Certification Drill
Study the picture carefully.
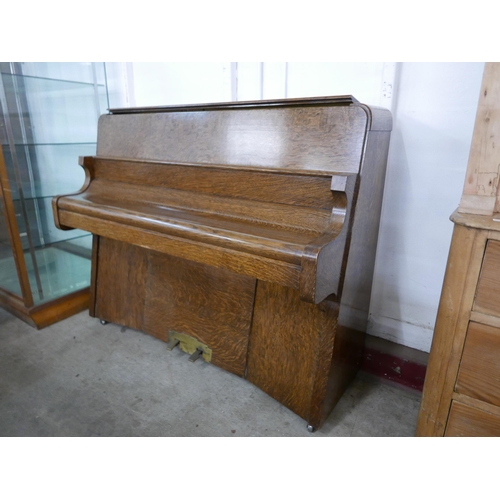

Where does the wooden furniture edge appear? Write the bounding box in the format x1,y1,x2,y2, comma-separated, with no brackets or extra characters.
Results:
58,210,302,289
459,63,500,215
469,310,500,329
452,392,500,419
52,156,94,231
29,287,89,329
55,157,363,305
0,286,89,329
416,224,487,436
107,97,392,132
0,287,36,328
300,175,356,303
451,209,500,232
88,235,99,318
0,147,34,306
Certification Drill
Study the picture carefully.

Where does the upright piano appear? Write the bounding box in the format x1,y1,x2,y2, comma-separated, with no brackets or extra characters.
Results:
52,96,392,431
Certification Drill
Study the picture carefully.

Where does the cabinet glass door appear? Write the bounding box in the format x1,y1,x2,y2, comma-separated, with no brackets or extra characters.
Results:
0,200,22,297
0,62,109,318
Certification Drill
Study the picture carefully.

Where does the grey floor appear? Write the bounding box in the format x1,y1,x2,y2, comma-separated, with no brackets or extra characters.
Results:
0,307,421,437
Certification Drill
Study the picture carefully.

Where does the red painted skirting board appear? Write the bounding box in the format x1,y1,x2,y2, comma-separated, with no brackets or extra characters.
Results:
360,347,428,391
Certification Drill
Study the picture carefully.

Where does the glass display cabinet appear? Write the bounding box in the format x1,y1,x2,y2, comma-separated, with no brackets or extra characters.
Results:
0,62,109,328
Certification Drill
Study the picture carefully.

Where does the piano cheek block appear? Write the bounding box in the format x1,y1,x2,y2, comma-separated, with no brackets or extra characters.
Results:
53,96,392,431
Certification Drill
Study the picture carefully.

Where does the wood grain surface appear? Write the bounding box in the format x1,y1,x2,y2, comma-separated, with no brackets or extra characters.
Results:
88,234,99,318
54,158,345,303
319,323,365,427
456,321,500,406
54,98,392,307
0,285,89,329
30,288,89,329
416,224,487,436
445,401,500,436
459,63,500,215
94,238,255,376
246,281,340,427
474,239,500,316
58,180,334,251
58,211,302,290
51,97,393,429
95,237,149,330
338,131,392,330
416,64,500,436
92,157,338,210
97,104,369,174
143,253,255,377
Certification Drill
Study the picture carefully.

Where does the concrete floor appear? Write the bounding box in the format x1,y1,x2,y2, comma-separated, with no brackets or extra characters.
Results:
0,307,421,437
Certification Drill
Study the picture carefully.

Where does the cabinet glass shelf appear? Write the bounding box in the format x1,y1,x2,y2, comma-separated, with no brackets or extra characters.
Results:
0,234,92,303
3,73,106,87
13,195,89,250
12,62,107,86
0,62,109,328
1,72,107,144
2,143,94,199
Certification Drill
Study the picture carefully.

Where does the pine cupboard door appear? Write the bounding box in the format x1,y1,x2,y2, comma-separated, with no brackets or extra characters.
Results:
445,401,500,437
473,240,500,317
456,322,500,408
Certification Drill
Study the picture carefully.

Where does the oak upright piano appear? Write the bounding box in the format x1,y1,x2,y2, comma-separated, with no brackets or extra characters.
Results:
52,96,392,431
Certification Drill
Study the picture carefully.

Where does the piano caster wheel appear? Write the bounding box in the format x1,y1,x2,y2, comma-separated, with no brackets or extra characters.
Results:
306,424,316,433
100,319,108,325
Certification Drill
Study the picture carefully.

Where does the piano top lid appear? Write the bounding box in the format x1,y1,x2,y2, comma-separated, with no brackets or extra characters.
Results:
98,95,391,174
108,95,360,114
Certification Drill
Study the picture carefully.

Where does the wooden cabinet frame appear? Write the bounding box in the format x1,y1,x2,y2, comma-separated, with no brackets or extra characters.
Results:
417,63,500,436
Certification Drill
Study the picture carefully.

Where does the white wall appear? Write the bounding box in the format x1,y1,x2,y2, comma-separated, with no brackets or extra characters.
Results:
110,63,233,108
369,63,484,351
111,62,485,353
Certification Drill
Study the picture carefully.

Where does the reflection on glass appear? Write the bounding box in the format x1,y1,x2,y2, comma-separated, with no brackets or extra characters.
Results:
26,235,92,305
2,143,94,200
0,201,22,297
1,72,107,144
16,62,107,86
0,63,106,309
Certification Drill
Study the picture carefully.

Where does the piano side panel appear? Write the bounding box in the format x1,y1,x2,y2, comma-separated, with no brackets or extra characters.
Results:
96,105,369,175
247,281,340,428
88,234,99,318
338,130,392,333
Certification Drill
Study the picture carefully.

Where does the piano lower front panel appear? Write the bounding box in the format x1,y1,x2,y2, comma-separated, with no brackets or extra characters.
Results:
92,235,364,428
94,236,255,377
